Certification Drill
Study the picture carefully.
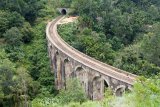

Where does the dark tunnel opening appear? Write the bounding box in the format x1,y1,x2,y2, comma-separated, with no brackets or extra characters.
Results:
61,9,67,15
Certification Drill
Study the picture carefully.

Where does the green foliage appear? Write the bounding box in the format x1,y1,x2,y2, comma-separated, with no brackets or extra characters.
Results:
141,23,160,66
133,76,160,107
32,98,58,107
112,76,160,107
56,0,72,8
1,0,160,106
0,10,33,43
3,27,23,46
0,0,56,106
0,49,39,107
0,0,44,23
20,22,33,43
114,44,160,76
18,19,56,99
31,78,87,107
56,78,87,104
37,1,57,19
0,67,15,107
0,10,24,37
148,5,160,20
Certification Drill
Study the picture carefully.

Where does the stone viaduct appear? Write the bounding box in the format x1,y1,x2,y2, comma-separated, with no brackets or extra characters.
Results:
46,11,137,100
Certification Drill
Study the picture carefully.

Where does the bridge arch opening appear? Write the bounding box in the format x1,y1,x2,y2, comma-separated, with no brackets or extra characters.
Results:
64,58,72,78
92,76,103,100
75,66,85,81
104,80,109,93
61,9,67,15
115,85,126,96
75,66,88,93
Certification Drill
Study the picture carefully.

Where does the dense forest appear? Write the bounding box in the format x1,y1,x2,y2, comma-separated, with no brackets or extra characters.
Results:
0,0,160,107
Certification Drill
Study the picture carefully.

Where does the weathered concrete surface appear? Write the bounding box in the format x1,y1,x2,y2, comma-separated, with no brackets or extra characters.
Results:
46,16,138,100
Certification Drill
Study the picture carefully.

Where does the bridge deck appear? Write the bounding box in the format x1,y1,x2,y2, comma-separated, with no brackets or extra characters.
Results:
46,16,137,85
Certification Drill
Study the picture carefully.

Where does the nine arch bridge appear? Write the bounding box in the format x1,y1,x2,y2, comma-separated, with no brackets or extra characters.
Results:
46,15,137,100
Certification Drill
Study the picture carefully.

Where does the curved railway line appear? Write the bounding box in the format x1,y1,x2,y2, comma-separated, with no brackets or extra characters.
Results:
46,16,137,86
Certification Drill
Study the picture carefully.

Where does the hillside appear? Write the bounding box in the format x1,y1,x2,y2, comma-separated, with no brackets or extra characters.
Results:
0,0,160,107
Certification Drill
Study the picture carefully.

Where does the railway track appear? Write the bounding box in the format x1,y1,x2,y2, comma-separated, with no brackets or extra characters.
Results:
46,16,137,85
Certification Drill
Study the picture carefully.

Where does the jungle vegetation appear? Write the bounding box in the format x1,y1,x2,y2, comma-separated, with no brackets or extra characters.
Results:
0,0,160,107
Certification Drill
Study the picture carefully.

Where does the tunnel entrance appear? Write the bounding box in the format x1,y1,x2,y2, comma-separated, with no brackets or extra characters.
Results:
61,9,67,15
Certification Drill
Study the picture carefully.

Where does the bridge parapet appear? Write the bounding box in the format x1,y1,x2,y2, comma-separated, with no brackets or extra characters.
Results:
46,16,137,100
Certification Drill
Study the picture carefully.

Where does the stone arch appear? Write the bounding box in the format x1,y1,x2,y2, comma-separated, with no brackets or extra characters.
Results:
102,77,110,88
115,85,126,96
92,76,103,100
75,65,88,94
75,65,86,81
61,9,67,15
101,76,110,96
74,65,85,71
63,58,72,78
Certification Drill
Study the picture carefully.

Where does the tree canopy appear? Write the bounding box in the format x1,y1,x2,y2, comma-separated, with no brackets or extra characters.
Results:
0,0,160,106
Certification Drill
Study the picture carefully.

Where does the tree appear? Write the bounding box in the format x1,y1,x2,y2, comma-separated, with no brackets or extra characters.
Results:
113,43,160,76
141,23,160,66
20,22,33,43
56,78,87,104
0,49,16,107
148,5,160,20
3,27,23,46
0,49,40,107
0,67,15,107
0,0,44,23
0,10,25,36
132,76,160,107
13,67,38,107
0,10,10,36
8,12,25,28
